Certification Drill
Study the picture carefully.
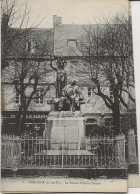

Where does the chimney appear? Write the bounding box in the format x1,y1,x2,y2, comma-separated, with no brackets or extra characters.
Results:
2,13,9,29
53,15,62,28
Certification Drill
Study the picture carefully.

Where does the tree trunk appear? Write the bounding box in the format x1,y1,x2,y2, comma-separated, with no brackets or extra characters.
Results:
16,107,22,135
112,102,121,135
16,106,27,135
20,111,27,134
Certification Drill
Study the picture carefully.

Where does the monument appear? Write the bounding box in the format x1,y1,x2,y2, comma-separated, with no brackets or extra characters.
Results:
44,57,85,149
50,56,67,98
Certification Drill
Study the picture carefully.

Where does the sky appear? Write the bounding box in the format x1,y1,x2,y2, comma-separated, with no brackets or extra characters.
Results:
13,0,129,28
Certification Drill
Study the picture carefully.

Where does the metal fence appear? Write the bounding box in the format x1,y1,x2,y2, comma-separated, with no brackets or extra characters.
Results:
1,134,126,169
127,129,138,164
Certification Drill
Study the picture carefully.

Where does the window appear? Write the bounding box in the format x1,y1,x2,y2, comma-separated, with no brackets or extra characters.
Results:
86,118,97,124
28,42,31,52
88,88,92,97
36,89,44,104
110,89,113,101
105,118,114,131
15,86,20,103
67,39,77,48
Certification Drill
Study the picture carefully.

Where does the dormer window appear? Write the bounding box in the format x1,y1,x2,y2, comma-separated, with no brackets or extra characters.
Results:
26,41,36,53
28,41,31,52
67,39,77,48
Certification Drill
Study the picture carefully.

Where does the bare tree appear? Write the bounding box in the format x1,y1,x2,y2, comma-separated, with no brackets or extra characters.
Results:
116,15,135,104
76,14,133,134
1,0,43,70
2,0,55,135
3,27,54,134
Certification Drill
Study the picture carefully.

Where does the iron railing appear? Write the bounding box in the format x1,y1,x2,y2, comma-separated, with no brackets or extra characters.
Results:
1,134,126,169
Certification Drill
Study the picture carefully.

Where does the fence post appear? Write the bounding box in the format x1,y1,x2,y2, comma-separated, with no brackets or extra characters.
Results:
115,134,125,167
62,139,63,168
128,129,137,163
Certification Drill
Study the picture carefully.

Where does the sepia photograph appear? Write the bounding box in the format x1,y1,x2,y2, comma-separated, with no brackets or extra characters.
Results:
1,0,139,192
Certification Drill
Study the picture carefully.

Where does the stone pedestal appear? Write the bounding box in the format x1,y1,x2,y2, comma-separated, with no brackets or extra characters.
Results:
44,111,85,150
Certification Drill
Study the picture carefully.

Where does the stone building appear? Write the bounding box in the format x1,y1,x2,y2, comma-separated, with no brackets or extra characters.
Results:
1,15,136,136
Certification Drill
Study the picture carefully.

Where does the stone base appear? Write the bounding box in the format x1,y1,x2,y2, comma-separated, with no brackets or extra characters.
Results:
44,111,85,150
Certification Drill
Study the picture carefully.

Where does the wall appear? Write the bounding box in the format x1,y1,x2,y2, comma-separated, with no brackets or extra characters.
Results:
1,84,56,112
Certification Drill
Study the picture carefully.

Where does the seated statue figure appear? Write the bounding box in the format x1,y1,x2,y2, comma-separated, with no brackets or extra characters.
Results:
58,80,84,111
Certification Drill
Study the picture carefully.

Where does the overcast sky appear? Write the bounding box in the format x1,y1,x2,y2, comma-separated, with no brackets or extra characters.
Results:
15,0,129,28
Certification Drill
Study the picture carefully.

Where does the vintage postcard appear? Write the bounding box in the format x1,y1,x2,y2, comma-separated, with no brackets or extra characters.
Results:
1,0,139,192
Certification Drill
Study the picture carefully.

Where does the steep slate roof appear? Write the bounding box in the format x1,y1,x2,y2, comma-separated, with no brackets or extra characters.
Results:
9,27,54,57
25,28,54,56
2,27,55,83
54,24,89,57
54,24,105,57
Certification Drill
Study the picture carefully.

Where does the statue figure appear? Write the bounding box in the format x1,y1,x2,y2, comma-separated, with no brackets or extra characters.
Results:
49,56,84,111
56,57,67,97
58,80,84,111
50,56,67,98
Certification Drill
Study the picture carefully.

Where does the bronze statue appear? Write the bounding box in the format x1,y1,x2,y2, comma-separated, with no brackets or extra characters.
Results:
56,57,67,97
56,57,67,70
58,80,84,111
50,56,67,98
49,56,84,111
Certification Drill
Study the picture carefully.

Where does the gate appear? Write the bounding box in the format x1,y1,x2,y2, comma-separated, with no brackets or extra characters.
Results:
1,134,126,169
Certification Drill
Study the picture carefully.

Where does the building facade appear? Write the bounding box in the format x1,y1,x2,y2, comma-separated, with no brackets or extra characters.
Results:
1,15,136,136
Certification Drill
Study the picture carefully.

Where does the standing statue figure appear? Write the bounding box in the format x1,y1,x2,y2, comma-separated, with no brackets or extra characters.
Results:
58,80,84,111
56,57,67,97
50,56,67,98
